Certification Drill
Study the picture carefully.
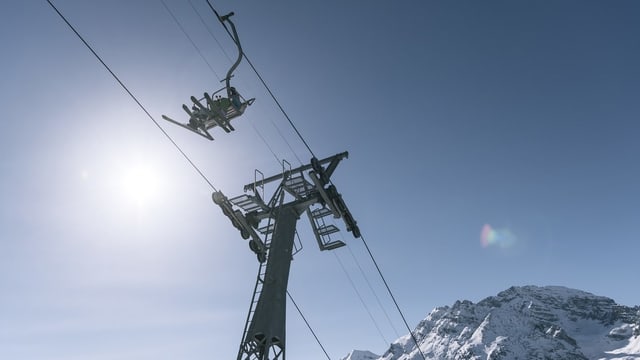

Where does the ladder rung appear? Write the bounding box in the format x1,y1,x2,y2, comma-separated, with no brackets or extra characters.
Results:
258,223,275,235
316,224,339,236
284,175,314,195
322,240,346,251
229,194,267,212
311,207,333,219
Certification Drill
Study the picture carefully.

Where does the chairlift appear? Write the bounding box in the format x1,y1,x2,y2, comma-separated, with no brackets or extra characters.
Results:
162,12,254,140
162,86,254,140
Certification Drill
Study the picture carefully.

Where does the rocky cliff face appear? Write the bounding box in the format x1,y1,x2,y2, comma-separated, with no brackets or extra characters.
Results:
345,286,640,360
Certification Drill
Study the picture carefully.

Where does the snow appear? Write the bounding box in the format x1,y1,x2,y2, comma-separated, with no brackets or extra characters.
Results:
610,324,635,339
341,349,380,360
345,285,640,360
469,313,490,345
606,332,640,359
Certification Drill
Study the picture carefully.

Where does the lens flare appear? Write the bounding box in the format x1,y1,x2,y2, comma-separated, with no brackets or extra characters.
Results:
481,224,493,247
480,224,517,249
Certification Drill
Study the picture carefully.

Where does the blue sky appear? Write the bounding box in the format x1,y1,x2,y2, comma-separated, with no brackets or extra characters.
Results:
1,1,639,359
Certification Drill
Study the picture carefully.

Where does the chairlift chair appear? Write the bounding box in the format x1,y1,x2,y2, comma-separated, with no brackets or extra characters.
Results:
161,11,254,140
162,87,255,140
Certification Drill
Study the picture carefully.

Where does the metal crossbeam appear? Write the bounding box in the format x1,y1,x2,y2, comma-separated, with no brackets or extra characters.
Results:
243,152,348,192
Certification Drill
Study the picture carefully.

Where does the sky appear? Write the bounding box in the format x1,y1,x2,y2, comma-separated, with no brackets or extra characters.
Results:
1,0,639,359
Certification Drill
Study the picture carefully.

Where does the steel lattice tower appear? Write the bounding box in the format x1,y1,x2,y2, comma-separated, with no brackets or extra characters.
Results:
212,152,360,360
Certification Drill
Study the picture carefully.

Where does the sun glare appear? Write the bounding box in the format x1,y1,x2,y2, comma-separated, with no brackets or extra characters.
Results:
119,165,161,207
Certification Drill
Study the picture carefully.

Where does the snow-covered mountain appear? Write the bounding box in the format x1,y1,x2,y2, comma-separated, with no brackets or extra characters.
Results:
343,286,640,360
342,350,381,360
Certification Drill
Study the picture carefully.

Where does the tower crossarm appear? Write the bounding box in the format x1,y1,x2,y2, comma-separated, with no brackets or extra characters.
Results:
243,152,348,193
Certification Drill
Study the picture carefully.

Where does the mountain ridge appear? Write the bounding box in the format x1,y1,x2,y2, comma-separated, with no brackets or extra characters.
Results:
343,285,640,360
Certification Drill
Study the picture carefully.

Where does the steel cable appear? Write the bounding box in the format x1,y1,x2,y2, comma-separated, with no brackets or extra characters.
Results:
46,0,217,192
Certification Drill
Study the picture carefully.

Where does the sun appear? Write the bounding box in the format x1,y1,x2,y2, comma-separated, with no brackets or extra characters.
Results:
119,164,161,207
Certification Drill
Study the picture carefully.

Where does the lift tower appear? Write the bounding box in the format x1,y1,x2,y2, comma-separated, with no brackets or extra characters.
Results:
212,152,360,360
